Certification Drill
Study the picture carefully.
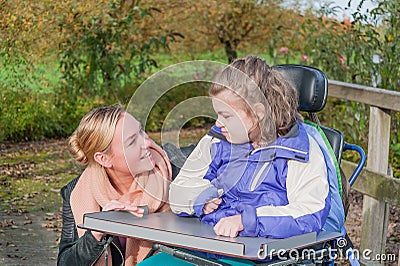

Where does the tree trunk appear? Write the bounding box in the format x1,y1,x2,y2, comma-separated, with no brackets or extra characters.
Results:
223,40,237,63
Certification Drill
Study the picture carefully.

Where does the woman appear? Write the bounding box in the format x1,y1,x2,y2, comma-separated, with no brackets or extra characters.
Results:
57,105,171,265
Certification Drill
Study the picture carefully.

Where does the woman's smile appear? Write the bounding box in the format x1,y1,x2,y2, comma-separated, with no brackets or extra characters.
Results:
140,150,152,160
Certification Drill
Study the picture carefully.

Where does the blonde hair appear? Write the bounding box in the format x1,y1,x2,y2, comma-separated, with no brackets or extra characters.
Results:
209,55,302,144
68,105,125,166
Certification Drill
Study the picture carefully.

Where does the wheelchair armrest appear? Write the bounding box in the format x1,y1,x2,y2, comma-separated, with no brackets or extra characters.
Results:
343,143,366,186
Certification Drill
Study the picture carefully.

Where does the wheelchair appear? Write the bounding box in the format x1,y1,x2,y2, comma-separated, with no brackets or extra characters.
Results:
140,64,366,266
78,64,366,266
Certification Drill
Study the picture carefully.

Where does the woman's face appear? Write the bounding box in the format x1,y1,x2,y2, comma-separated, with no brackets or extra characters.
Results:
108,112,155,176
211,90,257,144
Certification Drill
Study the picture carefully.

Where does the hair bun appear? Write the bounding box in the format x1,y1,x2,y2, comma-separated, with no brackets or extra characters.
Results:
68,132,88,165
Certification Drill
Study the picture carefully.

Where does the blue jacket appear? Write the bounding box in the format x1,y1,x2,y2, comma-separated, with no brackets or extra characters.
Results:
170,121,345,239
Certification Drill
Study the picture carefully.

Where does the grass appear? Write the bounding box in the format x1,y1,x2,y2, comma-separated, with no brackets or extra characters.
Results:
0,57,60,94
0,139,80,213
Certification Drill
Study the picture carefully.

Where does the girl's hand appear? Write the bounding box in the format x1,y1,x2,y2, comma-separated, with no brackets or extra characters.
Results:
102,200,145,217
213,214,244,237
203,197,222,214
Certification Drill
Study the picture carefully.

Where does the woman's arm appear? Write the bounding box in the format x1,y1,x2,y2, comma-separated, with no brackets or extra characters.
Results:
58,230,111,266
57,181,111,266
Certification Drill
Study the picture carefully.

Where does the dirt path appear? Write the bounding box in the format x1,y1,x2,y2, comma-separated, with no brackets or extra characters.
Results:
0,212,59,266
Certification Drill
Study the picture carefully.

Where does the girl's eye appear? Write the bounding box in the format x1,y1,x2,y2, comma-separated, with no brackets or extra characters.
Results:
129,138,136,146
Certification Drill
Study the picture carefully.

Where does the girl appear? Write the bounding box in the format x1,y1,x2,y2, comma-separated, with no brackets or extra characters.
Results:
57,105,171,265
169,56,343,240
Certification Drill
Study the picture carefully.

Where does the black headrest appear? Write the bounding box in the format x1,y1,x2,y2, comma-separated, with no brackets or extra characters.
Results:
273,64,328,112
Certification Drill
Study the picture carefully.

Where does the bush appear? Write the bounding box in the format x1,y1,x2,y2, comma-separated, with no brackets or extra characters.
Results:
0,88,62,141
145,82,214,132
295,0,400,177
0,54,64,141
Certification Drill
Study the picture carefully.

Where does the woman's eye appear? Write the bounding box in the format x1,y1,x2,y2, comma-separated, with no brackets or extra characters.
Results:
129,138,136,145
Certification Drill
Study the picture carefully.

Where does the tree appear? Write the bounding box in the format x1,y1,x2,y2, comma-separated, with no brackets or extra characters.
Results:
0,0,177,140
148,0,287,63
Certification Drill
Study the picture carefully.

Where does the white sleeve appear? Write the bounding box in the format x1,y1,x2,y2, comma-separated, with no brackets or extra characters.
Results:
169,135,217,214
256,135,329,218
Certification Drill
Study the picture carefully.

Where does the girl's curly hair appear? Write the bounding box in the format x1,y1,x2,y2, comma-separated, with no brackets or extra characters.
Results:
209,55,302,144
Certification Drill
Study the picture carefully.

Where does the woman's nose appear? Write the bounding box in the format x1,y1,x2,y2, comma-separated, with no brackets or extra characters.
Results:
143,132,152,149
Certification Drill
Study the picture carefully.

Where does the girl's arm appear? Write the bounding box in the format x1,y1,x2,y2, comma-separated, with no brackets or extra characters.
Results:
169,135,220,216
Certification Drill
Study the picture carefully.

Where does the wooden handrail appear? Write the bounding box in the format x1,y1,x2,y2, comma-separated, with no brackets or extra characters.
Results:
341,161,400,206
328,79,400,111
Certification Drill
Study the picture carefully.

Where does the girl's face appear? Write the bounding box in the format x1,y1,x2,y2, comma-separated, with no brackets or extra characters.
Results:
108,112,155,176
211,90,257,144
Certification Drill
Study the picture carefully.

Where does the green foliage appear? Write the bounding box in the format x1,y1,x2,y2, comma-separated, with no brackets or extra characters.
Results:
149,0,287,63
145,82,213,132
55,0,173,133
0,54,62,141
0,88,62,142
285,0,399,177
58,1,158,97
0,0,398,179
0,0,174,141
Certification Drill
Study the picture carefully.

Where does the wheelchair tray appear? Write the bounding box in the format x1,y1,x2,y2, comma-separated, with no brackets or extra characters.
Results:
79,211,341,259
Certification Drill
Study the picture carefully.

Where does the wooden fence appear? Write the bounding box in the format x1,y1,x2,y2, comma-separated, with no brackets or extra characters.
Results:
328,80,400,266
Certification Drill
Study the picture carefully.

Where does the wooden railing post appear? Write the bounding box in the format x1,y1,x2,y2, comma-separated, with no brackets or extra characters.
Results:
360,107,391,265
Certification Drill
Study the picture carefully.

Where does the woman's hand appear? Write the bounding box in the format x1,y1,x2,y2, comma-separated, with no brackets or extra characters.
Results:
213,214,244,237
92,200,145,241
203,197,222,214
102,200,145,217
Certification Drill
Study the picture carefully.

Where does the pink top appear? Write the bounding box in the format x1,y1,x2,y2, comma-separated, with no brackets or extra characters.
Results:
118,236,126,255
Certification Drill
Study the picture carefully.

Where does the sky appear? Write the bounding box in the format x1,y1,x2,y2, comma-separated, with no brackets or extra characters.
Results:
328,0,377,17
333,0,376,11
316,0,378,19
284,0,379,20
